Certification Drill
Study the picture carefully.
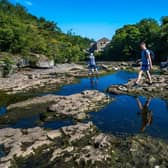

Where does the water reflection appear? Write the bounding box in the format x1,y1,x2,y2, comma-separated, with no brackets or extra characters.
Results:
0,71,167,139
89,76,99,89
136,97,153,132
0,144,5,158
90,95,168,139
0,106,6,116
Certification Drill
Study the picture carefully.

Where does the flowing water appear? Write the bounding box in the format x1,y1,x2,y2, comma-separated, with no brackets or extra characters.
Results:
0,71,168,139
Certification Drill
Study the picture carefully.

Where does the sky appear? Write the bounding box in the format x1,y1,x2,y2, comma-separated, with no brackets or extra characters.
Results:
9,0,168,40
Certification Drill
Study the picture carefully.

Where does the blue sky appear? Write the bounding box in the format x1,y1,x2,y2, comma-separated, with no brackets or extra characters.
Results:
10,0,168,40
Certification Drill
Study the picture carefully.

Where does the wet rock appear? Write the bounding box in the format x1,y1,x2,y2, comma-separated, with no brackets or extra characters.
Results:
4,91,110,127
48,90,110,120
7,94,59,110
108,74,168,99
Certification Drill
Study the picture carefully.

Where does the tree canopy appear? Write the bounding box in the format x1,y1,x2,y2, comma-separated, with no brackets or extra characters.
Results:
0,0,92,63
102,17,168,62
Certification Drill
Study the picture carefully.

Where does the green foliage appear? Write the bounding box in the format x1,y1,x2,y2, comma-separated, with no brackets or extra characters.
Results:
104,17,168,62
0,0,91,63
160,16,168,59
0,56,14,77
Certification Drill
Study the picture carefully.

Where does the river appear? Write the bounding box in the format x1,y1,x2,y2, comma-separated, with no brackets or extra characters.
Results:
0,71,168,139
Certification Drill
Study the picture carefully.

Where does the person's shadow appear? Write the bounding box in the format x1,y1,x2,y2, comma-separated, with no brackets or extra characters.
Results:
136,97,153,132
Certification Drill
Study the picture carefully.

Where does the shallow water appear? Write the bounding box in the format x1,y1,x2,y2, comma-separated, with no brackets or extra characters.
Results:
55,71,137,95
0,71,168,139
0,144,5,158
0,106,6,116
90,95,168,139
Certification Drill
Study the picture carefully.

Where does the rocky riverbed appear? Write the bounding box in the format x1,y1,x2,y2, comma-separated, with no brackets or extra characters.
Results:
108,74,168,99
0,90,110,126
0,63,168,168
0,62,134,94
1,122,168,168
0,64,85,94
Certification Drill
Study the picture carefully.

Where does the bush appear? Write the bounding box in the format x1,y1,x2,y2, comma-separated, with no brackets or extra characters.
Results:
0,56,14,77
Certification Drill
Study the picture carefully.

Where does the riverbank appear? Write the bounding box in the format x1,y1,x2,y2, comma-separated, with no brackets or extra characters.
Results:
0,62,162,95
0,64,83,94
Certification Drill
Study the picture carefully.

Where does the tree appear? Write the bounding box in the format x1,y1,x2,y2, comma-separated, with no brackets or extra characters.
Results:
106,25,141,60
160,16,168,60
0,0,91,63
104,18,164,62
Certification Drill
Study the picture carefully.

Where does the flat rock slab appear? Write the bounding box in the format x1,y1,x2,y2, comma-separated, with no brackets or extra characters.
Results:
108,74,168,99
0,127,60,168
48,90,110,119
0,64,84,94
7,90,110,121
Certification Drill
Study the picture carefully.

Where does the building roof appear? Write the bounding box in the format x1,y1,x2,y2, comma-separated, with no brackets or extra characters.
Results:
97,37,110,43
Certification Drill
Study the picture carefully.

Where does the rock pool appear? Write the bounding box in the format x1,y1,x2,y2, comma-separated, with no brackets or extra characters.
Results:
0,71,168,139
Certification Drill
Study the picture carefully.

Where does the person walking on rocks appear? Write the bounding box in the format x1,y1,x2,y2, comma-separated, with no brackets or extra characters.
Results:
134,42,153,86
88,53,98,75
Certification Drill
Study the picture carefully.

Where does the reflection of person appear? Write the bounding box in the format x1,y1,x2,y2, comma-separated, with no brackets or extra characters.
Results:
134,42,153,86
89,76,98,89
136,97,153,132
88,53,98,75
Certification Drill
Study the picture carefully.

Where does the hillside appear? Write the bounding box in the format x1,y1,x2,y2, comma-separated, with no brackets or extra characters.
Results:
0,0,92,64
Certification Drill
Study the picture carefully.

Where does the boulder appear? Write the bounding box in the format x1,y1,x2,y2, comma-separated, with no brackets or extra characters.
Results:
16,58,29,68
36,59,54,69
29,53,54,69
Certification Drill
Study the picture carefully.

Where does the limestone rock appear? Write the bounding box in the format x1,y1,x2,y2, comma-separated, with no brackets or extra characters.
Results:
75,113,87,120
48,90,109,120
47,130,62,140
108,74,168,99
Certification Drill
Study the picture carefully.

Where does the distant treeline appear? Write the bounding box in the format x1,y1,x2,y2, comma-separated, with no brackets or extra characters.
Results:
101,17,168,62
0,0,92,63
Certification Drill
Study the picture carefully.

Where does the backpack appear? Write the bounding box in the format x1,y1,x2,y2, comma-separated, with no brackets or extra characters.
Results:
145,49,155,61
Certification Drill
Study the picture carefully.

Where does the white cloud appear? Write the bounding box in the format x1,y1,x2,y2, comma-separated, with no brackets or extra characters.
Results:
13,0,33,6
25,1,32,6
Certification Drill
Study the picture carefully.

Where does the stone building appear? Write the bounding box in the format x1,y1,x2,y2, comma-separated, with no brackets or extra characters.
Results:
89,37,110,53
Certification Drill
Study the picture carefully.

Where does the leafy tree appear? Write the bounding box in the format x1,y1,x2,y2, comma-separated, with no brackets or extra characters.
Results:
160,16,168,59
0,0,91,63
106,25,141,60
104,18,165,62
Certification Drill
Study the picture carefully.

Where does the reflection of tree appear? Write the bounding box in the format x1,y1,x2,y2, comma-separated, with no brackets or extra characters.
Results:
136,97,153,132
